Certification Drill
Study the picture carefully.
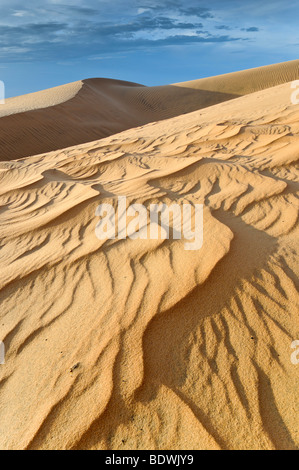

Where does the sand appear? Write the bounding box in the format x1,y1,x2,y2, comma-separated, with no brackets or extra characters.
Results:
1,59,299,161
0,60,298,450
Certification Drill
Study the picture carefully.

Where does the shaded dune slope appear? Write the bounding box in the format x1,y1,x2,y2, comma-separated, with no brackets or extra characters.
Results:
0,80,298,450
0,60,299,161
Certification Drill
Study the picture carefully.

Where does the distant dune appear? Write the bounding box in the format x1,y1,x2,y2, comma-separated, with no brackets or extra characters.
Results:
0,61,299,450
0,60,298,161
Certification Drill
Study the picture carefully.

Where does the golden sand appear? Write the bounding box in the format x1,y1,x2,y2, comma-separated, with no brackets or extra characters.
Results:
0,61,298,450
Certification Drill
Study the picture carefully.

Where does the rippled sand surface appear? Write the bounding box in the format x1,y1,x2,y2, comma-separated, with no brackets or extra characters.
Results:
0,61,298,449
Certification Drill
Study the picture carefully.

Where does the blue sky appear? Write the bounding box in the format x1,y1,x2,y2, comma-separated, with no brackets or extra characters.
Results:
0,0,298,97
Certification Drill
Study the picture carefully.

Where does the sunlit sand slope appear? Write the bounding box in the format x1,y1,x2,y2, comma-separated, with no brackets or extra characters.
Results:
0,59,298,161
0,80,298,449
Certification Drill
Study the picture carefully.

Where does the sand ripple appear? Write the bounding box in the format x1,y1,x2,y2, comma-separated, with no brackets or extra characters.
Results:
0,72,298,449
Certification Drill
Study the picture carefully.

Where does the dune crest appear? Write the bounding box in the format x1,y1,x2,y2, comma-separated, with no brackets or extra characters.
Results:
0,76,298,449
0,60,298,161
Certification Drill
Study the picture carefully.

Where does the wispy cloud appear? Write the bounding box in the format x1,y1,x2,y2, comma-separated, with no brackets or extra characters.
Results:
0,1,247,62
0,0,297,64
241,27,259,32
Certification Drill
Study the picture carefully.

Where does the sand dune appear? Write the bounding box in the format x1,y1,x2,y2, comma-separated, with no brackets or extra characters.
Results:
0,65,298,450
0,60,298,161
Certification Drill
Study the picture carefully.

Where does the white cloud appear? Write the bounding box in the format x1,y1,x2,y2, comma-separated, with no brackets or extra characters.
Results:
12,10,27,17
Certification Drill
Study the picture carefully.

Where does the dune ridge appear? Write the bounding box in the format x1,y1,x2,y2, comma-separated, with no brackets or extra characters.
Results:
0,73,298,449
0,59,298,161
